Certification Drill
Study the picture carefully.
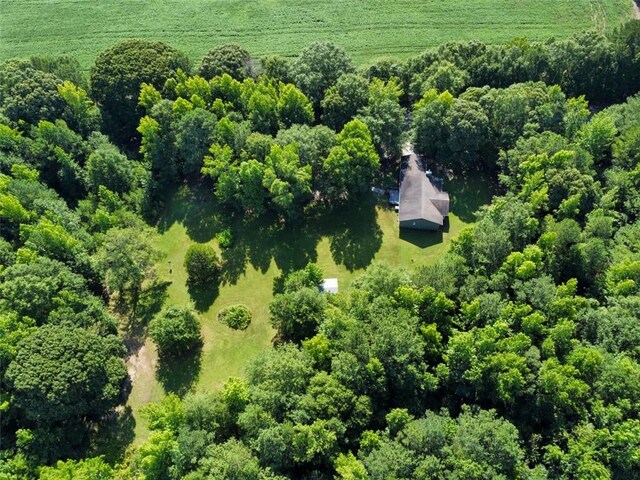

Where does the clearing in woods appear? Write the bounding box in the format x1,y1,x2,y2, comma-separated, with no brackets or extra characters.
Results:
0,0,633,69
126,176,491,441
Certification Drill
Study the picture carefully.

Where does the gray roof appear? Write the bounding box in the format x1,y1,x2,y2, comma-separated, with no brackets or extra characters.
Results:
399,155,450,226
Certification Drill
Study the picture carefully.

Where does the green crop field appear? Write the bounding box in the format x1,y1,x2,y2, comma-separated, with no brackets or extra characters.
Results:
124,176,491,442
0,0,632,70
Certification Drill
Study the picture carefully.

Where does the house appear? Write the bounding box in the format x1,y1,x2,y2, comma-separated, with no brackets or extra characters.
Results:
399,154,450,231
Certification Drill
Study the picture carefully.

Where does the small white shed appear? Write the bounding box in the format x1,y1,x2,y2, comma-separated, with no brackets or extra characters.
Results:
320,278,339,294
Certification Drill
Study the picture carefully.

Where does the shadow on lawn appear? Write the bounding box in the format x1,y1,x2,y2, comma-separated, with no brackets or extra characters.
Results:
162,184,481,283
89,406,136,464
187,281,220,312
400,228,444,249
157,184,229,243
122,280,171,356
325,196,383,271
447,175,494,223
156,346,202,397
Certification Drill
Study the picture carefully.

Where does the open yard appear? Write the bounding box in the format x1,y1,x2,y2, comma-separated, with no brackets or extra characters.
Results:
1,0,632,69
125,175,492,441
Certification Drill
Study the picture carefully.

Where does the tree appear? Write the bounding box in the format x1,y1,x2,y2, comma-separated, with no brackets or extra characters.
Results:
184,243,220,286
138,100,179,203
0,257,89,325
577,112,617,168
412,89,454,158
269,287,327,343
410,60,469,99
94,227,158,311
174,107,217,177
261,54,291,83
90,40,189,145
263,144,312,221
321,73,370,130
291,42,355,105
275,124,337,182
29,55,85,87
199,44,252,80
0,311,36,379
335,452,368,480
149,306,202,358
282,263,324,293
445,99,490,169
195,439,265,479
248,88,279,134
57,81,101,137
129,430,179,480
322,119,379,201
277,83,314,128
5,324,126,425
86,141,135,196
39,457,114,480
357,78,405,159
0,61,65,127
27,119,88,202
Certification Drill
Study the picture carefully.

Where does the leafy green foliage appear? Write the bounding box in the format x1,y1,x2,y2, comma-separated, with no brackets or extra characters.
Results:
3,23,640,480
291,41,355,105
39,457,114,480
323,119,380,202
94,227,158,310
269,287,327,343
90,39,189,144
5,324,126,425
218,304,252,331
149,306,202,358
198,44,252,81
184,243,220,286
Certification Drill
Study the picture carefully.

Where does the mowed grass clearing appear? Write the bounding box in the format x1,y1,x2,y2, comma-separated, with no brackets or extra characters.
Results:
126,176,492,441
1,0,632,69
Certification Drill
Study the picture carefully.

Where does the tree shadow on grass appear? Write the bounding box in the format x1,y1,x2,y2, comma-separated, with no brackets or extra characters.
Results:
157,184,229,243
329,221,383,271
220,214,320,285
156,346,202,397
89,406,136,464
159,184,386,283
324,194,383,271
447,175,494,223
123,280,171,355
187,281,220,313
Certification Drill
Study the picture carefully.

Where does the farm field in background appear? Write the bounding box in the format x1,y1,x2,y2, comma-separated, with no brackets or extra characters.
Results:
0,0,632,69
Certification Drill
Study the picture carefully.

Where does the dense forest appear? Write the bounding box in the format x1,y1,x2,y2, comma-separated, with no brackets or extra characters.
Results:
1,20,640,479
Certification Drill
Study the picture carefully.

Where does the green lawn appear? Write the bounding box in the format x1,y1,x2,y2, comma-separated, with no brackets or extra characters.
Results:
125,176,492,442
1,0,632,69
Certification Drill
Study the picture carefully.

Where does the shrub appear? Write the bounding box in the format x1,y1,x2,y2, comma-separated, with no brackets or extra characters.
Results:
216,228,234,249
218,304,252,330
184,244,219,285
149,305,201,357
284,262,324,293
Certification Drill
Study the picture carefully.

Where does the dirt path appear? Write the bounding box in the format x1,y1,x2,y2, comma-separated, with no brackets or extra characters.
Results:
633,0,640,20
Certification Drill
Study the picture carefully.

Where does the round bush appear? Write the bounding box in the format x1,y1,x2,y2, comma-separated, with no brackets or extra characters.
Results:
218,305,252,330
149,306,201,357
184,244,219,286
